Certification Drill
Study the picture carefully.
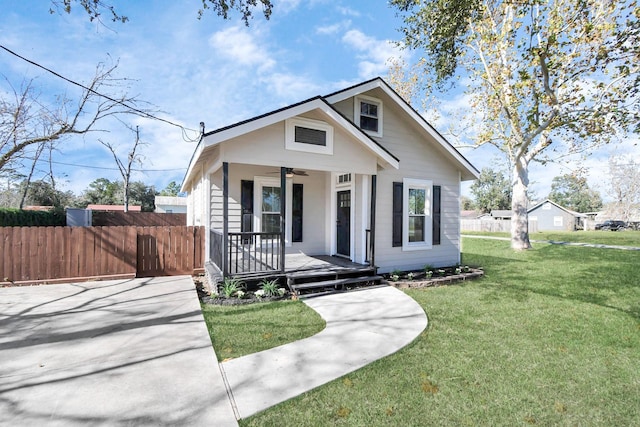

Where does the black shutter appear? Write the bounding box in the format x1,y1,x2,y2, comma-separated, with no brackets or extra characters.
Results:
392,182,403,247
241,180,253,243
292,183,303,242
433,185,441,245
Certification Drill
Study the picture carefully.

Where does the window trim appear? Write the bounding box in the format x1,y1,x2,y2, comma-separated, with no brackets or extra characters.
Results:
354,95,383,137
285,117,334,155
402,178,432,251
253,176,292,246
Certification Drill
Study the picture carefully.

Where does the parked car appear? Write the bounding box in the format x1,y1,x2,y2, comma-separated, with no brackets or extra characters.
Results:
595,220,627,231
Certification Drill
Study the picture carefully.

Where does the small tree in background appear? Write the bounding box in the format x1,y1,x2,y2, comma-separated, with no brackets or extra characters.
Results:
549,173,602,213
159,181,182,197
470,167,511,213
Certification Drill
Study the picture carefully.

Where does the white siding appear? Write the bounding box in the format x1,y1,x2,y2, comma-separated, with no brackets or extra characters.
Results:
221,113,378,175
334,89,463,273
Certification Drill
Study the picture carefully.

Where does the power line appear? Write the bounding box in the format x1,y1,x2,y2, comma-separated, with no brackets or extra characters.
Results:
24,157,185,173
0,44,201,143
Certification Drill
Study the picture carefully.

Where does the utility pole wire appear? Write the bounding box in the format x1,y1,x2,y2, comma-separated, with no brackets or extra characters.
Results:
0,44,200,141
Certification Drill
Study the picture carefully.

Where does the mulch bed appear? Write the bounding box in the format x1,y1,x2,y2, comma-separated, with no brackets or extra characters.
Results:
385,268,484,289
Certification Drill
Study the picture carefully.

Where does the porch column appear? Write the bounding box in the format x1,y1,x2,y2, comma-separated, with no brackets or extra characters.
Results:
370,174,377,268
222,162,229,277
280,167,287,272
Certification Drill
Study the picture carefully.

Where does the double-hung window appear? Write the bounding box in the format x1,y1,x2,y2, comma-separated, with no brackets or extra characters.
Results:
393,178,433,250
408,188,426,242
354,95,383,137
261,185,281,233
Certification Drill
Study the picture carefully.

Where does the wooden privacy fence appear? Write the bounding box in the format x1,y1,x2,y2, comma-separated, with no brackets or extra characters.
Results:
1,226,204,285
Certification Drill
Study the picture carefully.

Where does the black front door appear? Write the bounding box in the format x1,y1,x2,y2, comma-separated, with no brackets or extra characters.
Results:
336,190,351,257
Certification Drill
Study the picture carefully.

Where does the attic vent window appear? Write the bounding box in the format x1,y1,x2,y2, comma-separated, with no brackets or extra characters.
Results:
295,126,326,146
285,117,334,155
355,95,383,137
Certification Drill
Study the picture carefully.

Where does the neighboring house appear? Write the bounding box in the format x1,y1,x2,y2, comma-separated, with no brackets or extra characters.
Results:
155,196,187,214
461,210,481,219
527,199,586,231
181,77,479,280
490,210,512,220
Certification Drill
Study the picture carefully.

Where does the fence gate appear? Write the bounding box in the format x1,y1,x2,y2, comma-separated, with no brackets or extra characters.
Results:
136,226,204,277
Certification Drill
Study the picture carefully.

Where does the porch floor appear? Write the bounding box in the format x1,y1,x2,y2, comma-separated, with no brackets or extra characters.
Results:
284,254,371,274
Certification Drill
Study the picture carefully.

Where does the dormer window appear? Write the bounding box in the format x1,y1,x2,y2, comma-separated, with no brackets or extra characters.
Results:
355,95,383,137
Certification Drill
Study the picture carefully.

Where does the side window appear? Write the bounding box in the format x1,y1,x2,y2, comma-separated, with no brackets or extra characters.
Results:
392,179,434,250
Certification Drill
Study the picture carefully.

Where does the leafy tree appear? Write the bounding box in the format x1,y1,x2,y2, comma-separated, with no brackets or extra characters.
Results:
391,0,639,249
159,181,182,197
605,157,640,222
128,181,157,212
470,167,511,213
20,180,76,209
548,173,602,213
81,178,122,206
79,178,157,212
460,195,474,211
49,0,273,25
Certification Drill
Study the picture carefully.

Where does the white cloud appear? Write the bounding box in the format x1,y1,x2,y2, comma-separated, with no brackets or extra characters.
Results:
316,20,351,35
261,72,323,100
277,0,303,13
337,6,361,17
342,29,404,79
209,26,276,71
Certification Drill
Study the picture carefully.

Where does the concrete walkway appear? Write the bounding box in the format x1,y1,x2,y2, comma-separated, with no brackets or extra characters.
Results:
1,278,428,424
0,276,238,427
220,285,428,419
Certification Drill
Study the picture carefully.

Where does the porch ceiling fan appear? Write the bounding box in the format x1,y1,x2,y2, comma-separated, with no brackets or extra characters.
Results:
266,167,308,177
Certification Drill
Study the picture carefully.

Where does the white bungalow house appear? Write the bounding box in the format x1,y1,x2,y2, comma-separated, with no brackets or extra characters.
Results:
181,78,479,285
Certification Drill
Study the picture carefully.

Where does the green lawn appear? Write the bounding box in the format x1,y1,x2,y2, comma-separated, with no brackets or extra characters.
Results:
464,230,640,247
234,237,640,426
201,300,325,361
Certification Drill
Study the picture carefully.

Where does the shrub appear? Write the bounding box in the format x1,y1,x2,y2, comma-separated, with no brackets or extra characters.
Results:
0,208,65,226
219,277,244,298
259,279,281,297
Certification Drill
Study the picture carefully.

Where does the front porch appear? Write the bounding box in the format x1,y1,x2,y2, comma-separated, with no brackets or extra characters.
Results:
207,231,381,296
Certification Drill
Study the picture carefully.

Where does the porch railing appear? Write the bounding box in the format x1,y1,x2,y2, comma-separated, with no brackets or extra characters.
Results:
211,229,283,276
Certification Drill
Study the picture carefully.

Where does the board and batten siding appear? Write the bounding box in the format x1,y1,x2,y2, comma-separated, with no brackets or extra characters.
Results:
333,88,463,272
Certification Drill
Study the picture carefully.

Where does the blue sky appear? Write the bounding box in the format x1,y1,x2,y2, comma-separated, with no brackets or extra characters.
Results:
1,0,637,200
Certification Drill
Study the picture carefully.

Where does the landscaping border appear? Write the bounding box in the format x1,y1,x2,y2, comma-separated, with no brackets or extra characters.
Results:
387,268,484,289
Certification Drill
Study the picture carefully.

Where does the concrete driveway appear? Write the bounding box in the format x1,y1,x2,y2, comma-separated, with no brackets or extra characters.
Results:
0,276,237,426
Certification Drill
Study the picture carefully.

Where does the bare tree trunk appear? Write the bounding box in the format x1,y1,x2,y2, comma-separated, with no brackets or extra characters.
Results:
511,158,532,250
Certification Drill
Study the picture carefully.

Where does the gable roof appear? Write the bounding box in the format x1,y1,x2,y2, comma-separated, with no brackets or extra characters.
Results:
528,199,587,217
324,77,479,181
182,77,479,189
182,95,400,190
